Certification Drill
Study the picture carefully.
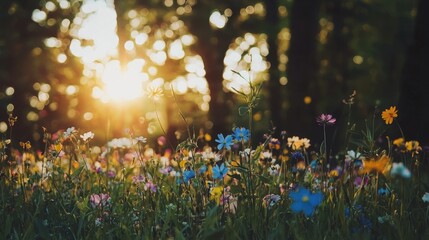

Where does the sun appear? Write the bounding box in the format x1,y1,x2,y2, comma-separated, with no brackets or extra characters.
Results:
97,60,147,103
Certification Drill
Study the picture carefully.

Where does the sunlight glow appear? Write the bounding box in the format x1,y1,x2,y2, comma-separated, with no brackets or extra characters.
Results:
209,11,228,29
223,33,269,93
96,60,147,102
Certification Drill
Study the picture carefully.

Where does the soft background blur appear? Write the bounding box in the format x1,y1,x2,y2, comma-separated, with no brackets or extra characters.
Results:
1,0,428,148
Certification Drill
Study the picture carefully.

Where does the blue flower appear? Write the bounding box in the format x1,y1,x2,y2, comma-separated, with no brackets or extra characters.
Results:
212,163,228,180
215,134,233,150
291,151,304,161
391,162,411,179
199,165,208,174
232,127,250,142
183,170,196,183
378,188,391,196
289,187,323,217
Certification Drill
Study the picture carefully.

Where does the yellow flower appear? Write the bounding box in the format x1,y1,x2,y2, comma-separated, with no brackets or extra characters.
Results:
381,106,398,125
405,140,422,153
360,155,390,175
393,138,404,147
210,186,224,205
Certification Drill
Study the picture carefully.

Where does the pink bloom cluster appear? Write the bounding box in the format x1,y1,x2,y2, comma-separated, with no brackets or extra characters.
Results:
90,193,111,209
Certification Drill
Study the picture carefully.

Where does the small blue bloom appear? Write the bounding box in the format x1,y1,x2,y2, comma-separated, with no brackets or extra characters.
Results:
215,134,234,150
232,127,250,142
391,162,411,179
310,160,318,169
199,165,208,174
291,151,304,161
289,187,323,217
183,170,196,183
212,163,228,180
378,188,391,196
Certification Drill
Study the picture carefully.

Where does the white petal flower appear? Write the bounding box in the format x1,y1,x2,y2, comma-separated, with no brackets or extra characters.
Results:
422,192,429,203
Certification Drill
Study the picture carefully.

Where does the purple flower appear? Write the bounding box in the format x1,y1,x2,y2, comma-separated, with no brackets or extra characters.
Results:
215,134,233,150
263,194,281,208
354,176,369,188
289,187,323,217
316,114,336,126
144,181,157,193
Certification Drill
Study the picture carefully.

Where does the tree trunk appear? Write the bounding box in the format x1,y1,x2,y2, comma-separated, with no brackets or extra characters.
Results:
398,0,429,144
286,0,321,138
265,0,283,132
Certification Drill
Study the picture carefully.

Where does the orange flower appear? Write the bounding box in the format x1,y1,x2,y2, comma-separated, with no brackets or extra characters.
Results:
381,106,398,125
360,155,390,174
393,138,404,147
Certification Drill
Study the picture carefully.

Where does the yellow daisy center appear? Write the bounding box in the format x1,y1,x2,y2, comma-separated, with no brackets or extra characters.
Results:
302,195,309,202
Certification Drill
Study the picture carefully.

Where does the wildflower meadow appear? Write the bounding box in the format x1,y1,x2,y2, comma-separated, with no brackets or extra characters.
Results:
1,86,429,239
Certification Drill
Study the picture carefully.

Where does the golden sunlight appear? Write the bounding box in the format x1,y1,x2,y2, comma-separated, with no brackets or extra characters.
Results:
96,60,147,103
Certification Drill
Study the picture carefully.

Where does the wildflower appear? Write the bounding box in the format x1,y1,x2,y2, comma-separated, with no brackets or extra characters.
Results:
393,138,404,147
19,141,31,150
204,133,212,142
157,136,166,146
269,138,281,150
287,136,310,150
232,127,250,142
183,170,196,183
329,167,341,178
215,134,233,150
287,136,300,149
291,151,304,161
268,164,281,176
107,138,133,148
63,127,77,138
405,140,422,154
289,187,323,217
263,194,281,209
80,131,94,141
212,163,228,180
300,138,311,149
210,186,224,204
144,181,157,193
347,150,362,160
354,176,369,188
360,155,390,174
199,165,208,174
378,188,391,196
146,85,163,100
422,192,429,203
132,175,145,184
90,193,111,209
8,113,17,127
390,162,411,179
159,166,173,175
316,114,336,126
381,106,398,125
134,136,147,144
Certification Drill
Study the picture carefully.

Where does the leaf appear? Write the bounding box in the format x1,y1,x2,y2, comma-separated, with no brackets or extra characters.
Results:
228,173,242,181
71,166,84,179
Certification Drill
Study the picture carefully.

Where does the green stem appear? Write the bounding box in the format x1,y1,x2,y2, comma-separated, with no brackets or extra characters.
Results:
395,120,405,140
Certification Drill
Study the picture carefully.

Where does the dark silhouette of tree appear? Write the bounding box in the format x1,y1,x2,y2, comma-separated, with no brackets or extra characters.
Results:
285,0,321,138
398,0,429,144
264,0,284,132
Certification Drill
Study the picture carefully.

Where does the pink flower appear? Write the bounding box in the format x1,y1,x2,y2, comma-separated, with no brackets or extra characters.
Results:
90,193,111,209
316,114,336,126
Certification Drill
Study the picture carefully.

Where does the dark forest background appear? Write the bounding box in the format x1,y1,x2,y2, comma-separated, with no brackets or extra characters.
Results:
1,0,428,149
